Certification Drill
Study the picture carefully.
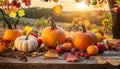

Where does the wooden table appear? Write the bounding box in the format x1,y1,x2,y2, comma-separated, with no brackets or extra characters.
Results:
0,51,120,69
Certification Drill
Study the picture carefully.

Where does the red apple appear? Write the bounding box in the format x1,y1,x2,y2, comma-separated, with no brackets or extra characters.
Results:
96,42,106,53
56,45,65,53
31,32,38,38
37,37,42,47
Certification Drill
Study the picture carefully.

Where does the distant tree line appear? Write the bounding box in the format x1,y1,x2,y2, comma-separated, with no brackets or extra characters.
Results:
24,7,110,25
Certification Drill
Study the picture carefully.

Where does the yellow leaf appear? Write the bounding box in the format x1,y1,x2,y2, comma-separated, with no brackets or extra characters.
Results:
9,11,16,18
23,26,33,36
52,5,63,15
18,9,25,17
11,6,18,12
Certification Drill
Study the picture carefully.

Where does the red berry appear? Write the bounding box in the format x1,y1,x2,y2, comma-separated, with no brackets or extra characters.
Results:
80,52,85,57
84,54,90,59
117,8,120,12
71,47,76,54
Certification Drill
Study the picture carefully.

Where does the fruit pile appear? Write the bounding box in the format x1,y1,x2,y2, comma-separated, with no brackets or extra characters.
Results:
0,18,120,62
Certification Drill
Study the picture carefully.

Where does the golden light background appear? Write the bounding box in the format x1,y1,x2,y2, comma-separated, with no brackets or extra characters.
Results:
27,0,110,11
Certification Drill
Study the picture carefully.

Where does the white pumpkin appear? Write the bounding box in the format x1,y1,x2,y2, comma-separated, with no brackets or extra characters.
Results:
14,35,38,52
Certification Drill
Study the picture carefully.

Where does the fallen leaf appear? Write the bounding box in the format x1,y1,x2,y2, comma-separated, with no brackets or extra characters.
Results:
66,54,79,62
44,50,59,59
106,59,120,66
93,56,107,64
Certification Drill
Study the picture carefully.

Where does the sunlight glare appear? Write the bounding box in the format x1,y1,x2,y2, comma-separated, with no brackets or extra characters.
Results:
76,1,88,10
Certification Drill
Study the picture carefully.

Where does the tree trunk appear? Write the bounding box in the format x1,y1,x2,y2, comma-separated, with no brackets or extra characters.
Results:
108,0,120,39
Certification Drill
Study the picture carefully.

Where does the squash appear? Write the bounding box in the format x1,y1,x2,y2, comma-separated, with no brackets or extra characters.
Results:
62,42,73,51
4,29,23,41
41,19,66,48
73,24,96,51
14,35,38,52
87,45,99,55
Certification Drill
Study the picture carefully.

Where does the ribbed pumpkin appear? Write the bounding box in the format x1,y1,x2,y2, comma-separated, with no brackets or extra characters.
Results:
87,31,97,44
4,29,23,41
14,35,38,52
41,19,66,48
73,24,95,51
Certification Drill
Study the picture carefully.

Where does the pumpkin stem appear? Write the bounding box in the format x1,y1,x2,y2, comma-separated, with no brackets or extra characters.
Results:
82,24,86,33
48,18,57,30
25,33,30,40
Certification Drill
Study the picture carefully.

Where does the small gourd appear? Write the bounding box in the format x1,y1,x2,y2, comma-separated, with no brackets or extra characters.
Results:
14,35,38,52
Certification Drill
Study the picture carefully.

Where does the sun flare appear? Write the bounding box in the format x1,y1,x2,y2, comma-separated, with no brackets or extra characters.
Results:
76,1,88,10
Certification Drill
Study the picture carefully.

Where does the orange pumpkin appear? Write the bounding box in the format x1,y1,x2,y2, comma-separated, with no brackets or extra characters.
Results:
41,19,66,48
73,24,94,51
87,45,99,55
87,31,97,44
62,42,73,51
4,29,23,41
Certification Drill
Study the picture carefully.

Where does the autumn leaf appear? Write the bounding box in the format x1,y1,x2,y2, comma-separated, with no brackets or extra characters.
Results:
93,56,107,64
106,59,120,66
23,26,33,36
11,6,18,12
18,9,25,17
5,0,9,6
23,0,31,6
65,54,79,62
44,50,59,59
9,11,17,18
116,0,120,5
52,5,63,15
0,0,4,5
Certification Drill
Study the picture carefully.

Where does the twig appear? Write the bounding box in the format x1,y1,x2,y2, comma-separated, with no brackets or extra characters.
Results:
0,9,13,29
14,17,20,29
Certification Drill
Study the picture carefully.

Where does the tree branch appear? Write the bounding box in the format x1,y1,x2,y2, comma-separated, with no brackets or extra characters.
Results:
0,9,13,29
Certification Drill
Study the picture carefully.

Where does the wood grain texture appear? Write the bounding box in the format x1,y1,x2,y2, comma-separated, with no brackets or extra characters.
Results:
0,51,120,69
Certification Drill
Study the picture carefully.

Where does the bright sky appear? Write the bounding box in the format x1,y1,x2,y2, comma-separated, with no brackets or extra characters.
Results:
27,0,110,12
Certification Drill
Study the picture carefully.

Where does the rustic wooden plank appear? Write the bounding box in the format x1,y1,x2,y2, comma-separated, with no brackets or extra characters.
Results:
0,51,120,69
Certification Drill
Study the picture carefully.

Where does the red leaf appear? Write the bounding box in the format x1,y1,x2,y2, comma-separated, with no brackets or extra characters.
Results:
5,0,10,6
66,54,79,62
16,2,21,8
23,0,31,6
